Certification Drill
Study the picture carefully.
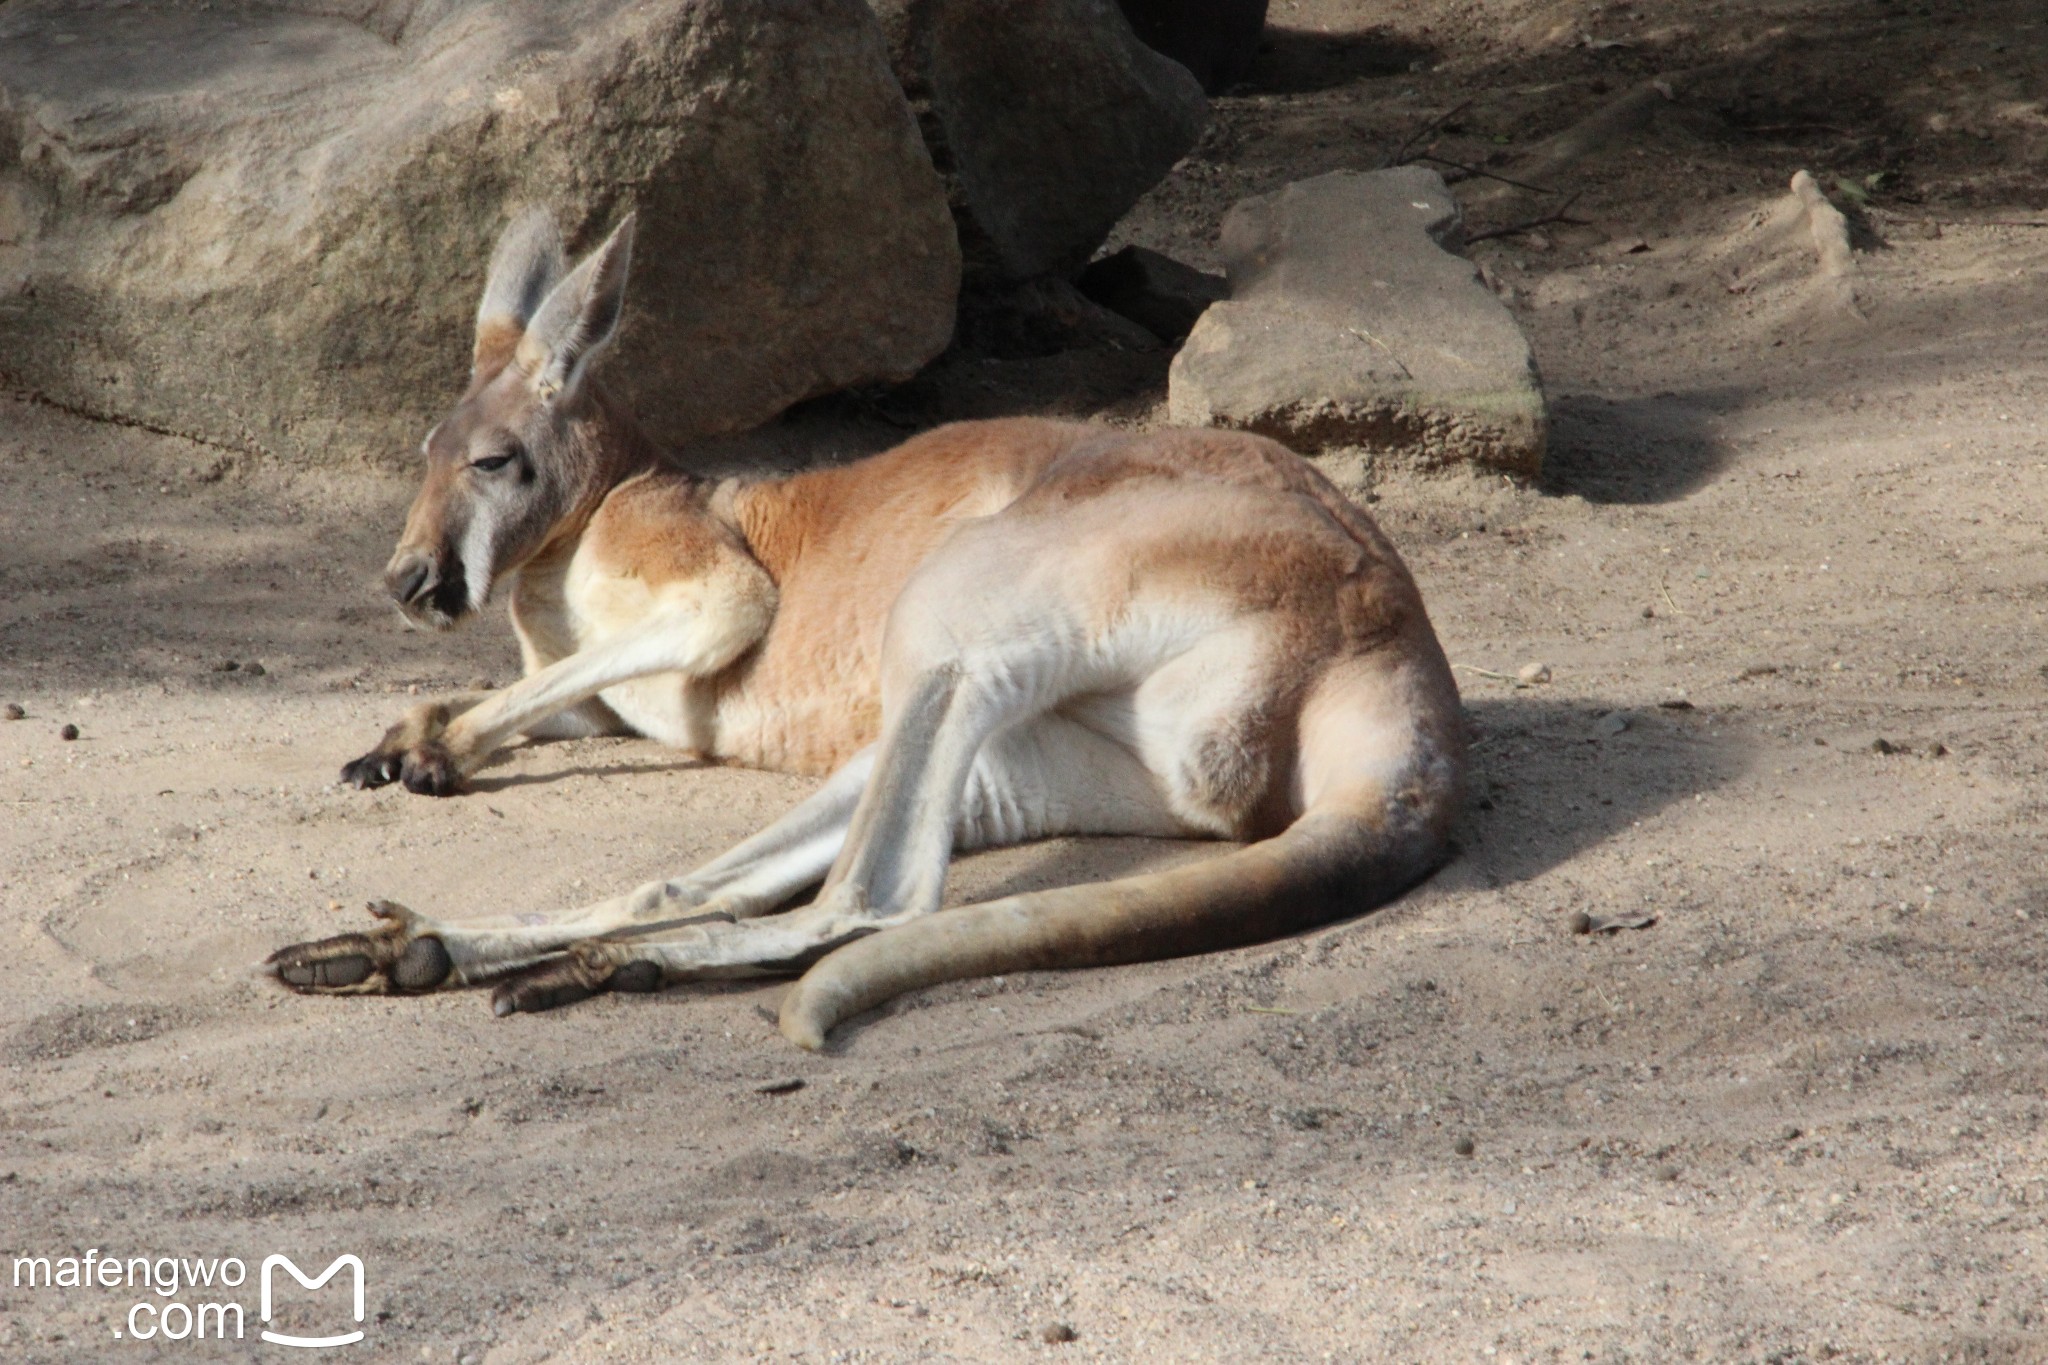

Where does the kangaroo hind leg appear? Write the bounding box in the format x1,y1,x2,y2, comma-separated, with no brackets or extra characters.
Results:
265,751,876,996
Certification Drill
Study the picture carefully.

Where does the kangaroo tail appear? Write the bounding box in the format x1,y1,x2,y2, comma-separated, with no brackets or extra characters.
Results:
778,789,1453,1050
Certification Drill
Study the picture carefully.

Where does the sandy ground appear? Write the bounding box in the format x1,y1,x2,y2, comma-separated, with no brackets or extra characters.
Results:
4,1,2047,1361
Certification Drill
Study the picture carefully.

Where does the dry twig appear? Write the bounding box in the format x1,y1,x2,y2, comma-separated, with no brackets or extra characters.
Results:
1465,191,1588,244
1415,154,1562,196
1382,97,1475,168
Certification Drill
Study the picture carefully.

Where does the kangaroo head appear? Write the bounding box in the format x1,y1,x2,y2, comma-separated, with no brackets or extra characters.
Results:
384,209,638,629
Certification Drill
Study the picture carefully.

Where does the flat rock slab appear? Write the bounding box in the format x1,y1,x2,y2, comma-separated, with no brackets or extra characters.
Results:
1168,167,1546,474
0,0,957,464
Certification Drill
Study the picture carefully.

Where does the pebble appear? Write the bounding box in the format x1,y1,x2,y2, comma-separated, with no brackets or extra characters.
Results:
1871,737,1903,755
1781,1124,1804,1142
214,659,239,672
1655,1164,1681,1182
1040,1322,1078,1344
1453,1135,1476,1157
1568,910,1593,935
1516,661,1551,685
1596,711,1630,736
3,703,23,720
59,724,79,741
244,661,266,677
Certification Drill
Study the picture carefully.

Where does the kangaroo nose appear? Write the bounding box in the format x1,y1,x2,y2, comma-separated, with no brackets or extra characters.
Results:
385,552,436,607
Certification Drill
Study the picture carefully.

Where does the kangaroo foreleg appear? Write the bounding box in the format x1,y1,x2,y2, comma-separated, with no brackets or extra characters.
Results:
356,609,735,796
339,694,485,790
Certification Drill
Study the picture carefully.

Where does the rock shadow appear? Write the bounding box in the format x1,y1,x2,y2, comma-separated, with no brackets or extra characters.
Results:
1539,387,1744,505
1238,27,1438,95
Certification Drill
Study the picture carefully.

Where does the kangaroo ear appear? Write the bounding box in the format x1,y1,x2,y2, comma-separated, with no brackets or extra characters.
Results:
517,213,635,405
474,207,565,372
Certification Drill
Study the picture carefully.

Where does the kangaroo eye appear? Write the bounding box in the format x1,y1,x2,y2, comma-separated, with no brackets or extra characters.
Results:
470,448,518,473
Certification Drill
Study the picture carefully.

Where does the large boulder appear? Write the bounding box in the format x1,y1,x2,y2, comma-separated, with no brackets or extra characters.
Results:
873,0,1207,282
1169,168,1546,475
0,0,959,464
1116,0,1270,94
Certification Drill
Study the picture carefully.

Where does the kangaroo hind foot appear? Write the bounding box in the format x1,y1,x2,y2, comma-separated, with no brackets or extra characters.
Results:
263,900,454,994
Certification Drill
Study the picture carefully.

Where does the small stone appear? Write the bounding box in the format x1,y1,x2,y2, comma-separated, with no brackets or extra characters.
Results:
1915,220,1942,239
1568,910,1593,935
1641,605,1655,618
467,677,496,692
1516,661,1551,685
1658,698,1694,711
1655,1164,1681,1182
1596,711,1630,736
214,659,239,672
1453,1135,1476,1157
59,723,79,741
1871,737,1901,755
1781,1124,1804,1142
3,703,23,720
243,661,266,677
1928,742,1948,757
1040,1322,1078,1344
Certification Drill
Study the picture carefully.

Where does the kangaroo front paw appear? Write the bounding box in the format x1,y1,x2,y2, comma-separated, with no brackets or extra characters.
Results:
490,945,662,1016
264,901,453,994
340,748,404,789
399,740,466,796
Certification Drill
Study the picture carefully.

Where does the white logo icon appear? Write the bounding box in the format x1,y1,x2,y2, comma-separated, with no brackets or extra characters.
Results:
258,1254,365,1349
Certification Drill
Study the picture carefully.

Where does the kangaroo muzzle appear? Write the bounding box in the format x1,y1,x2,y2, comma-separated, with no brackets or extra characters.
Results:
384,548,469,628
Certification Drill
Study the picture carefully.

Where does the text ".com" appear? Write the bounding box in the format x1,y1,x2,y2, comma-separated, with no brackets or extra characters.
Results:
11,1248,367,1348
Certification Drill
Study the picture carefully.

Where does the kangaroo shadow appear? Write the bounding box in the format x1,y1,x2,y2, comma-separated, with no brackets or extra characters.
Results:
464,752,711,793
1453,694,1750,888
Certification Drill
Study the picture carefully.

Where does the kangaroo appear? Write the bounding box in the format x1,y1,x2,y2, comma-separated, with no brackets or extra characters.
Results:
265,209,1467,1049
